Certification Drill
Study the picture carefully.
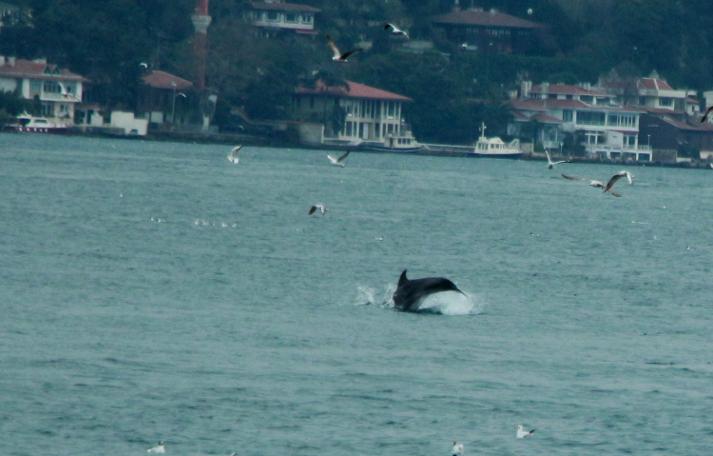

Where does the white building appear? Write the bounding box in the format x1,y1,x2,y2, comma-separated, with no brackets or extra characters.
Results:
247,1,320,36
0,56,86,123
510,81,652,161
293,79,419,149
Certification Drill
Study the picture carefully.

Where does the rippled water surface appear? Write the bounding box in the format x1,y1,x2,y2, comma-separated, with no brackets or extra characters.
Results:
1,133,712,455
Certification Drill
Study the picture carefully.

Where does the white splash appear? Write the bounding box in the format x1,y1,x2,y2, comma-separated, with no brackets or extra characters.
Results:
417,290,483,316
355,284,483,316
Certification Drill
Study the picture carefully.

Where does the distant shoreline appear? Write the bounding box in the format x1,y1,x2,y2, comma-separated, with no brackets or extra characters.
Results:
5,129,712,170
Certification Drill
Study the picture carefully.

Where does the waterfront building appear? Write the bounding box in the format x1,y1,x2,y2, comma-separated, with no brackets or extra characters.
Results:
0,56,86,123
509,81,651,161
246,1,320,36
138,70,194,127
292,79,419,149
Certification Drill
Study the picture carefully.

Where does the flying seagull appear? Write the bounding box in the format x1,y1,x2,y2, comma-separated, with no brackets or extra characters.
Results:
516,424,535,439
327,150,350,167
700,105,713,123
561,171,632,197
308,203,326,216
603,170,634,194
384,22,409,39
147,441,166,454
139,62,149,69
545,149,570,169
326,35,361,62
227,145,242,164
452,441,464,456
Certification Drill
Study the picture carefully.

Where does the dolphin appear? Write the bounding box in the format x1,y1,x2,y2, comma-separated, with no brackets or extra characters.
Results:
392,269,465,312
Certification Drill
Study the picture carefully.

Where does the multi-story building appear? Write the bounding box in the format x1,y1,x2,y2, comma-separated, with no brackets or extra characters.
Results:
292,80,419,150
247,1,320,36
509,81,652,161
0,56,86,123
432,6,543,54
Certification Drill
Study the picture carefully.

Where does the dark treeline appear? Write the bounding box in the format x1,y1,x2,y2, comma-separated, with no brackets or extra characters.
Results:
2,0,713,142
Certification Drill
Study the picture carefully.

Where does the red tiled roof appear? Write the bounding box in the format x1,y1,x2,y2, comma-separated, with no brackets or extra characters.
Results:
638,77,673,91
296,80,411,102
530,83,607,97
0,58,85,81
142,70,193,90
433,9,542,29
250,1,320,13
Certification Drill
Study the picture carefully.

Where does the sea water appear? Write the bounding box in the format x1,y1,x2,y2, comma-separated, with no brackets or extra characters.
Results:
0,133,712,455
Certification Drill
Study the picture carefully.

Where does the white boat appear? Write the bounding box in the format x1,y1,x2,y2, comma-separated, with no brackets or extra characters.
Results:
472,122,522,158
4,112,69,134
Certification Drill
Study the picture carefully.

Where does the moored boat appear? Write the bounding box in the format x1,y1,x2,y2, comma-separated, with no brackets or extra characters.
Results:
472,122,522,158
3,112,69,134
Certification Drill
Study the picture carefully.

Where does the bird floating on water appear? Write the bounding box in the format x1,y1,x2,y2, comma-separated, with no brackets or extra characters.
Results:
227,145,242,164
147,441,166,453
452,441,464,456
516,424,535,439
327,150,350,167
384,22,409,39
326,35,362,62
545,149,570,169
309,203,326,216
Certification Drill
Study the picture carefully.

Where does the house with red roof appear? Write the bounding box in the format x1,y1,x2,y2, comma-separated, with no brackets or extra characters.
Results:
247,1,320,36
509,80,651,161
138,70,194,127
432,7,544,54
0,56,86,124
600,71,699,117
292,79,419,149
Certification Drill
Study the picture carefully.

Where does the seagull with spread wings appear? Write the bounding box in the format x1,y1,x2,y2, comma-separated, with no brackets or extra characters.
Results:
308,204,326,216
227,145,241,164
545,149,570,169
327,150,350,167
326,35,362,62
384,22,409,39
561,170,633,197
700,105,713,123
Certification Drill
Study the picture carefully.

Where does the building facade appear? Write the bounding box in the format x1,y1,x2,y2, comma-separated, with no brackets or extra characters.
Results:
0,56,86,124
509,81,652,161
293,80,418,149
432,7,543,54
247,1,320,36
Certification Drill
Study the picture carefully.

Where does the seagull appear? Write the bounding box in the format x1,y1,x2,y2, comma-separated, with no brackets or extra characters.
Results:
709,163,713,169
384,22,409,39
603,170,634,194
308,203,326,216
147,441,166,453
227,145,241,164
327,150,350,167
545,150,570,169
561,171,631,197
139,62,149,70
516,425,535,439
452,441,464,456
326,35,362,62
700,105,713,123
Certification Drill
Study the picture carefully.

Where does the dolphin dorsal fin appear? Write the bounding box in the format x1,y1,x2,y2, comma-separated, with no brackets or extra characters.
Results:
398,269,408,286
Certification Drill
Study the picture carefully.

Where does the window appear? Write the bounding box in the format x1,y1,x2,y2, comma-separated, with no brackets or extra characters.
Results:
607,114,618,126
577,111,605,126
580,95,593,104
43,81,61,94
563,110,573,122
303,14,313,23
285,13,296,22
266,11,278,21
659,97,673,107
